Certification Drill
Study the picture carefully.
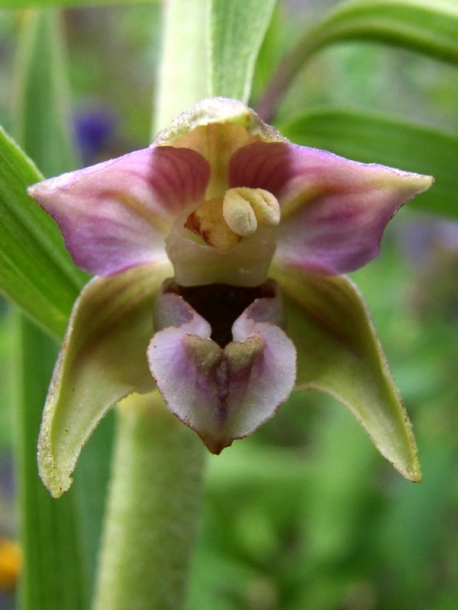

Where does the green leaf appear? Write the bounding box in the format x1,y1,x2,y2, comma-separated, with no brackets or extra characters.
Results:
0,129,85,337
209,0,276,102
258,0,458,120
38,264,166,497
315,0,458,63
0,15,86,338
11,11,89,610
275,267,421,482
14,9,80,178
14,315,89,610
279,109,457,219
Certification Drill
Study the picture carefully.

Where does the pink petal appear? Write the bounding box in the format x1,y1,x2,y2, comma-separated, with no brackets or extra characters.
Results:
147,284,296,453
28,147,210,276
230,142,433,275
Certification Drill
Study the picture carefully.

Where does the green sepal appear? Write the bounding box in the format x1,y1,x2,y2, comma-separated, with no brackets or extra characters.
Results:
274,267,421,482
38,262,170,497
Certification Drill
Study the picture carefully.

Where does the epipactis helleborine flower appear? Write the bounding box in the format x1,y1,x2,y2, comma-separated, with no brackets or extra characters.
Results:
28,98,433,497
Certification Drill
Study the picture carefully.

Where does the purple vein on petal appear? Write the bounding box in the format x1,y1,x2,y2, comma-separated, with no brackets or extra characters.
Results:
28,146,211,276
230,141,433,276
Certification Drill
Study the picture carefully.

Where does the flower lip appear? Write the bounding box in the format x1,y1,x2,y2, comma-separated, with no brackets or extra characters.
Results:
160,280,278,348
148,277,296,453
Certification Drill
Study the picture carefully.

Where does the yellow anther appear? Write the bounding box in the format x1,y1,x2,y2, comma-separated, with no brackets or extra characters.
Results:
184,188,280,252
185,198,240,251
224,188,280,231
247,188,281,226
222,190,258,237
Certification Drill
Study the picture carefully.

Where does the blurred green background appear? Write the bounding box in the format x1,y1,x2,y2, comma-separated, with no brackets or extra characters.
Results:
0,1,457,608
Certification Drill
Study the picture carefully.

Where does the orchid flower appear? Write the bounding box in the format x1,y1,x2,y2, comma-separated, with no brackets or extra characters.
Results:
28,98,432,497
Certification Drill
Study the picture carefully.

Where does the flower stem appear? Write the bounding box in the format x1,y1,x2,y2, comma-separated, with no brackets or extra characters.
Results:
93,393,205,610
153,0,208,132
93,3,209,607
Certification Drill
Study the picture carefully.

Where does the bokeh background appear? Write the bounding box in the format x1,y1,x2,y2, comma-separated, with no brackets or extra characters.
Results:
0,1,458,608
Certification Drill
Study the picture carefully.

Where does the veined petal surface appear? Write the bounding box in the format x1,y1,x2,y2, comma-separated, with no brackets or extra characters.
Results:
273,266,421,482
231,141,433,275
154,97,286,197
28,147,210,276
38,262,170,497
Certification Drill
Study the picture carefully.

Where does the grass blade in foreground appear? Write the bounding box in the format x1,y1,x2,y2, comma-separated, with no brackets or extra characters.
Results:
14,315,88,610
12,11,90,610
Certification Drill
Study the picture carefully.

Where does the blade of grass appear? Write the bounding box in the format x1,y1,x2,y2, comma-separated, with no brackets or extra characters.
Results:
258,0,458,121
13,314,88,610
0,9,86,338
11,11,104,609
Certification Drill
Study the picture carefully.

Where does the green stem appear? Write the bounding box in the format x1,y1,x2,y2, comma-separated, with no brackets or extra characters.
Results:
153,0,208,132
256,25,328,123
93,393,205,610
94,3,208,607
